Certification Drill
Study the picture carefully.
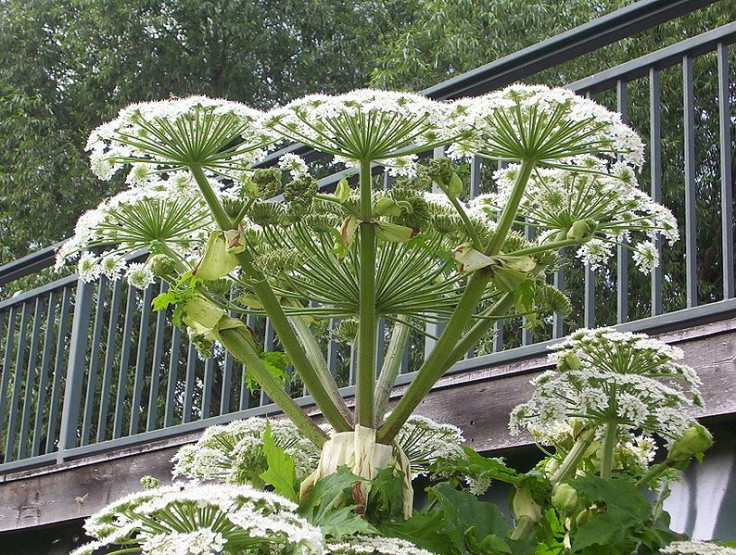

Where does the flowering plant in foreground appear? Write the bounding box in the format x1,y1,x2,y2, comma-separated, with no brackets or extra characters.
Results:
60,87,723,554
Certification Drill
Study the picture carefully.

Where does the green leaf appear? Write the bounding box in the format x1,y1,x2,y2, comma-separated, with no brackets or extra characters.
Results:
513,280,536,315
366,466,406,523
259,421,298,502
429,482,512,555
261,351,291,387
298,466,377,539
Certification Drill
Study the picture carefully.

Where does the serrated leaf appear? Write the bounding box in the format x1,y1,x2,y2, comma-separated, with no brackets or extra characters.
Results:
430,482,511,555
259,421,298,502
298,466,377,539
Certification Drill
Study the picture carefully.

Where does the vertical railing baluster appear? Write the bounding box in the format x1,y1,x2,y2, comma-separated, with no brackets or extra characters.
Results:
494,160,506,353
650,68,663,316
97,279,123,442
425,146,447,357
584,265,595,328
616,79,629,324
129,285,153,435
182,341,197,423
717,42,734,300
46,287,72,453
6,302,32,462
552,268,565,338
522,223,535,346
113,286,137,439
466,155,482,358
57,279,93,463
19,297,44,459
81,278,108,445
201,357,214,420
0,307,18,460
147,281,168,431
164,324,182,428
33,291,57,457
683,55,698,308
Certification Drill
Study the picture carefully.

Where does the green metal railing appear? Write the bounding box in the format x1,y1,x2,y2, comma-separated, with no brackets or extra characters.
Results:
0,0,733,474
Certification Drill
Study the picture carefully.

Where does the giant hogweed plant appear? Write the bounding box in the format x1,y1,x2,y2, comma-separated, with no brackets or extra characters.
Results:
60,88,724,554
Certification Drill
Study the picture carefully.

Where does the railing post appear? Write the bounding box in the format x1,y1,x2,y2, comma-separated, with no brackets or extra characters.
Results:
56,278,93,463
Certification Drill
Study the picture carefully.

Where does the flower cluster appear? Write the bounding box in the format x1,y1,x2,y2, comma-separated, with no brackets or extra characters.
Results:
87,96,270,181
510,328,702,446
263,89,450,173
56,173,213,286
470,159,678,273
327,536,435,555
448,84,644,166
73,483,323,555
394,414,466,475
172,417,322,484
661,542,736,555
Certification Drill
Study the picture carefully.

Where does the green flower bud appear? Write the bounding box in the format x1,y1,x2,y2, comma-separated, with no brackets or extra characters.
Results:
552,483,579,514
249,201,287,227
566,218,597,241
253,168,282,199
334,318,359,344
182,296,226,341
375,197,403,217
222,198,246,220
140,475,160,490
148,253,177,279
512,484,542,525
667,424,713,463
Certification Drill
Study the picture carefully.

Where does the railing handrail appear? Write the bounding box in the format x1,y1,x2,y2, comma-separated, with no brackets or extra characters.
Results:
0,0,722,288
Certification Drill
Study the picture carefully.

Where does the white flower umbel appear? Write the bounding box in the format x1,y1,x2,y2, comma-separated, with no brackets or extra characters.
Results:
55,174,214,278
79,483,324,555
394,414,466,476
172,417,322,485
448,84,644,166
279,152,310,178
327,536,436,555
510,328,702,447
262,89,450,165
470,160,678,274
86,96,271,181
125,262,155,290
661,541,736,555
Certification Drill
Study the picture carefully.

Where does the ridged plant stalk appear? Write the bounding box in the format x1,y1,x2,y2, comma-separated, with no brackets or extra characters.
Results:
374,322,410,426
288,311,353,424
548,428,596,484
379,160,536,444
219,327,328,447
190,165,352,433
356,159,378,427
600,421,618,480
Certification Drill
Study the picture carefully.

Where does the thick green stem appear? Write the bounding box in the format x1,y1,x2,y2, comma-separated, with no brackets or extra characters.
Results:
378,272,491,443
635,461,672,490
486,160,535,255
374,322,410,426
219,327,328,447
190,165,351,432
288,312,353,424
600,421,618,480
356,160,377,427
549,428,596,484
378,161,537,444
507,237,588,258
449,196,483,251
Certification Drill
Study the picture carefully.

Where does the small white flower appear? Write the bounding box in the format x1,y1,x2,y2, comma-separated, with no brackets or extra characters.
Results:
278,153,309,178
126,263,154,289
78,253,101,282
